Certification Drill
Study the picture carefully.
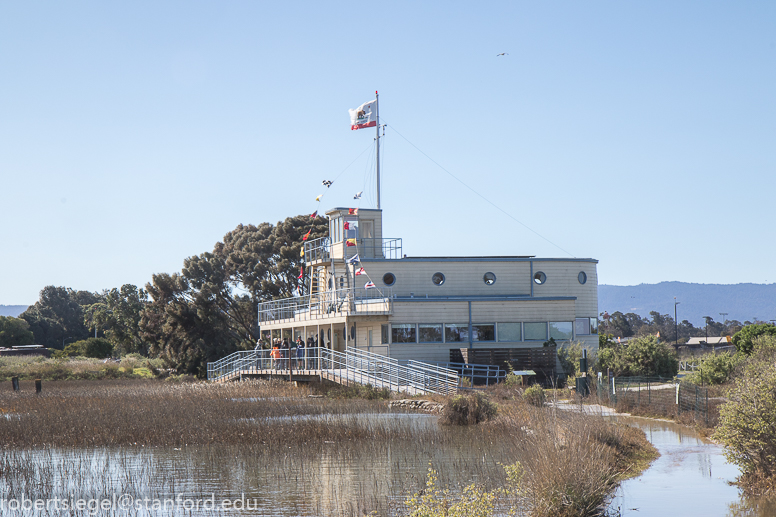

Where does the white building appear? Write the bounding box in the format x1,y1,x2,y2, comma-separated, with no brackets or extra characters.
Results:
258,208,598,374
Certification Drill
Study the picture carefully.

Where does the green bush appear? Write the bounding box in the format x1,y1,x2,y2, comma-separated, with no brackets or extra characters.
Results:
683,351,743,386
523,384,545,407
55,338,113,359
440,392,497,425
732,324,776,355
597,335,678,378
714,336,776,490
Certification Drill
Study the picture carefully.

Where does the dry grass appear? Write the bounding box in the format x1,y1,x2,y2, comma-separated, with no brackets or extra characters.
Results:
0,379,657,516
0,356,166,382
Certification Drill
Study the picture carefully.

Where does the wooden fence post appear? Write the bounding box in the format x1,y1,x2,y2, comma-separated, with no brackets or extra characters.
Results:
11,377,19,392
35,379,42,393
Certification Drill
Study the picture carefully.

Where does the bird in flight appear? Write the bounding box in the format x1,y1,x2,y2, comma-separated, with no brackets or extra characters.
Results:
497,52,508,56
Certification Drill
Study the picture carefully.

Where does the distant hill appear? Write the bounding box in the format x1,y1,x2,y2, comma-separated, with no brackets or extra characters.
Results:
599,282,776,327
0,305,29,318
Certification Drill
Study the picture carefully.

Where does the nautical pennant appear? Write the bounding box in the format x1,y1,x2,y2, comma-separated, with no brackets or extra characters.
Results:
364,281,376,289
297,265,304,279
310,211,318,218
355,267,366,276
315,194,322,202
322,180,332,188
348,208,359,215
346,239,357,247
302,229,312,241
346,254,360,264
354,191,363,200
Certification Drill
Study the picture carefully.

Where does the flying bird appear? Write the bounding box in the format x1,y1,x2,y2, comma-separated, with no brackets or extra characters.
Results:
497,52,508,56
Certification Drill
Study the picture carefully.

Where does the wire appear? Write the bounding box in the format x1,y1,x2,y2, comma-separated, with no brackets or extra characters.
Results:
382,121,575,258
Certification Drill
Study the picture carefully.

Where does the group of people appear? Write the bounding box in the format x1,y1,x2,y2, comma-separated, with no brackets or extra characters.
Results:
258,336,320,370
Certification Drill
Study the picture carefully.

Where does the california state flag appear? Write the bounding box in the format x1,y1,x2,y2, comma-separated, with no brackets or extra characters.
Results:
348,100,377,130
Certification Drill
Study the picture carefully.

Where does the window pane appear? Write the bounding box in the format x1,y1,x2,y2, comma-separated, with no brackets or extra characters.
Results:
444,324,468,342
472,324,495,341
550,321,573,341
418,324,443,343
524,322,547,341
498,323,521,342
590,318,598,334
575,318,590,335
391,324,416,343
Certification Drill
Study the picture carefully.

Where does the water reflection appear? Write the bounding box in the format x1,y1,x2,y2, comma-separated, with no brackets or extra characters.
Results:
0,413,517,517
608,416,774,517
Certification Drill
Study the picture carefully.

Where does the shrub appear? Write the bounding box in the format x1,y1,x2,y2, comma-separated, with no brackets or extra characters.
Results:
714,336,776,492
597,335,678,378
55,338,113,359
732,323,776,355
439,392,497,425
683,351,743,386
523,384,545,407
405,467,501,517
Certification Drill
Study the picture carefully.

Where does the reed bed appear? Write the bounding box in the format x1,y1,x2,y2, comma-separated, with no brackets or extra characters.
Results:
0,380,656,516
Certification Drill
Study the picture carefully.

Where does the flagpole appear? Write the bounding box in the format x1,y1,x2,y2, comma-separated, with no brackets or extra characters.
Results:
375,90,380,210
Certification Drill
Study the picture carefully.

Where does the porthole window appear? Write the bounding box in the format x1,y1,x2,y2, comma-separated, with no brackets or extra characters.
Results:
383,272,396,286
533,271,546,285
483,272,496,285
432,272,445,286
578,271,587,284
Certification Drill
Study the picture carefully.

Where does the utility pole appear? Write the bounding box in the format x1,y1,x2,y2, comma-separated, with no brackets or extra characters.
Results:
704,316,712,352
674,298,680,346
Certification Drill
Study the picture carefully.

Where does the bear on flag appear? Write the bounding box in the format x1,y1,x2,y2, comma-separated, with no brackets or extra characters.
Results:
349,100,377,130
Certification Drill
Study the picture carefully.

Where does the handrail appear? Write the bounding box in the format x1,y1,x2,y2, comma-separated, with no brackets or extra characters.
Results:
207,346,458,395
257,286,392,323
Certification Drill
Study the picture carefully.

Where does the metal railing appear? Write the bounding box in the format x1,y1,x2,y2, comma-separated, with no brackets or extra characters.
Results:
304,237,330,263
417,362,505,387
257,287,392,323
207,346,459,396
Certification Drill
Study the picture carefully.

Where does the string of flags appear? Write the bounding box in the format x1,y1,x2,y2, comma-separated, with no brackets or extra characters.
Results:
294,95,382,293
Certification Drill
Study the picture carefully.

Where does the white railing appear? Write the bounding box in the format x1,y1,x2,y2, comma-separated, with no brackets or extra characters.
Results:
207,346,458,396
257,287,392,323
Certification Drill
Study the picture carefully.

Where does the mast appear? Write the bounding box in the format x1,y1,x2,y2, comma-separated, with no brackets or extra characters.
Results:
375,90,380,209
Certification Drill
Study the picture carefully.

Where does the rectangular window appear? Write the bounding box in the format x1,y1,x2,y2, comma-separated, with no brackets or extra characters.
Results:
590,318,598,334
550,321,573,341
575,318,591,335
444,324,495,342
472,324,495,341
418,324,443,343
498,323,522,342
381,324,389,344
444,324,468,342
524,322,547,341
391,324,416,343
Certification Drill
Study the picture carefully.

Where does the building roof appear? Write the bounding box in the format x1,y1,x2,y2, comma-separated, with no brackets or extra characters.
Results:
686,336,731,345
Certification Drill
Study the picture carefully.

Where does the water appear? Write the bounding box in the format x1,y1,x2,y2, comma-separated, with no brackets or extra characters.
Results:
3,409,775,516
0,413,518,516
609,417,776,517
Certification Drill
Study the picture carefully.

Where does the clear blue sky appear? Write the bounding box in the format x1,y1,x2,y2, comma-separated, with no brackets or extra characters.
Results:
1,1,774,305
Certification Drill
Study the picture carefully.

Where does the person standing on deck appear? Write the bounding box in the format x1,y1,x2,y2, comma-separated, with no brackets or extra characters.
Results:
270,342,281,370
282,338,290,369
296,337,305,370
306,336,314,369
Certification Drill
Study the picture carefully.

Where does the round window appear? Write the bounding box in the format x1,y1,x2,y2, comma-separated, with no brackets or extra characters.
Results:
383,272,396,286
533,271,546,285
432,272,445,286
578,271,587,285
483,272,496,285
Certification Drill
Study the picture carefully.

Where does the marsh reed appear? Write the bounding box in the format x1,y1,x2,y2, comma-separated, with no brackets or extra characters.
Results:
0,380,655,516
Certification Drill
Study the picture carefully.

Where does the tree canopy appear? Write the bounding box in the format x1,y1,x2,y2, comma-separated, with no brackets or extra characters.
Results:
140,215,329,375
0,316,35,347
20,286,97,348
732,324,776,355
